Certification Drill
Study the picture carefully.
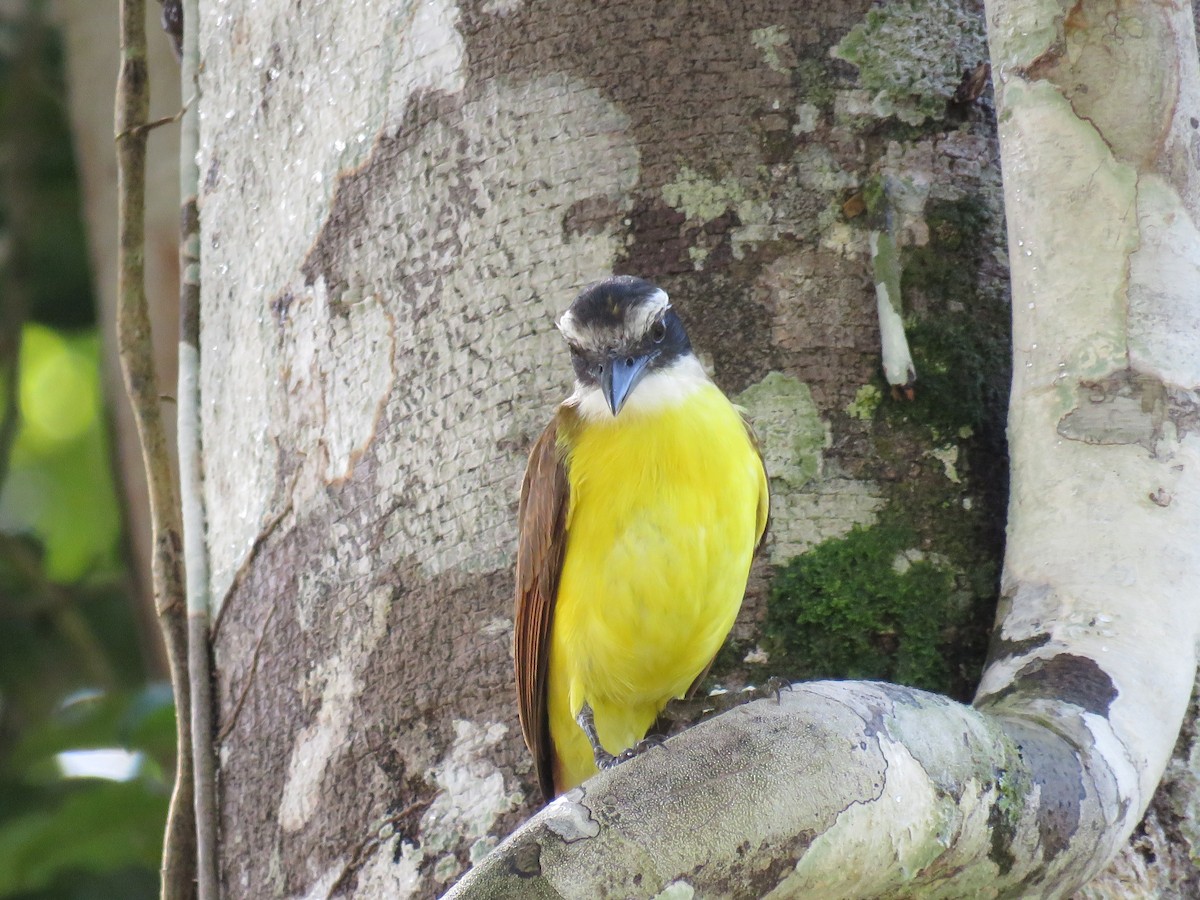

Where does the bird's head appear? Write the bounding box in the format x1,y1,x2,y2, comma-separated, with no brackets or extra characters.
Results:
557,276,698,418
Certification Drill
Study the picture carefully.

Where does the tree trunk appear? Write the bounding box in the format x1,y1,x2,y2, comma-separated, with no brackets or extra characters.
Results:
194,0,1200,896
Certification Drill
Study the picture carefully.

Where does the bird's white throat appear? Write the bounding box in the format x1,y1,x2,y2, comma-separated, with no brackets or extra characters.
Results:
567,353,711,422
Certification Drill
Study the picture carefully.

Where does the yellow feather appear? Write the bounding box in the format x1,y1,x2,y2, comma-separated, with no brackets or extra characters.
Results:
547,382,768,792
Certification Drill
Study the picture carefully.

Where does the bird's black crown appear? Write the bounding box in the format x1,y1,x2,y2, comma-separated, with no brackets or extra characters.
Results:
568,276,663,333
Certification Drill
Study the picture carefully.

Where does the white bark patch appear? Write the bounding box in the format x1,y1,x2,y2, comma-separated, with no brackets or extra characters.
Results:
278,661,358,831
282,280,396,490
481,0,525,14
653,883,697,900
421,720,522,884
278,587,392,832
198,0,465,296
1128,174,1200,386
355,76,638,578
869,229,917,387
781,738,965,896
543,790,603,841
354,838,423,897
998,80,1138,389
292,865,342,900
198,0,467,605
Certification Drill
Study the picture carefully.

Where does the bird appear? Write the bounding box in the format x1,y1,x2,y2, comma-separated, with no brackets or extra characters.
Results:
514,275,769,802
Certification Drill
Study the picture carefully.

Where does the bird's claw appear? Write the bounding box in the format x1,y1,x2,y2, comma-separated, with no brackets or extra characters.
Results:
596,735,665,770
762,675,795,703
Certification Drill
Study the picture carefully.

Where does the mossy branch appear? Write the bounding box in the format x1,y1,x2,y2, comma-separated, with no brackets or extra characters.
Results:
115,0,195,896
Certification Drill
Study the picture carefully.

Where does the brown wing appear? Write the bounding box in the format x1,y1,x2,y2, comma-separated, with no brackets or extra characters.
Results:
513,414,570,804
743,413,771,555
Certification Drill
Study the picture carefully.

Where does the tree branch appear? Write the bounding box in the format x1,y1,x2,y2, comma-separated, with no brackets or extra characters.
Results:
446,681,1124,897
115,0,195,896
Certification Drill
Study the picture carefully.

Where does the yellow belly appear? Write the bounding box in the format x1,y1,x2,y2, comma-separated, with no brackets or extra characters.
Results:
548,385,767,792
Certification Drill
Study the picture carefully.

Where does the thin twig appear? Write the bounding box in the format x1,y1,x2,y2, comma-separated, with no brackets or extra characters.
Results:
115,1,196,897
113,97,190,141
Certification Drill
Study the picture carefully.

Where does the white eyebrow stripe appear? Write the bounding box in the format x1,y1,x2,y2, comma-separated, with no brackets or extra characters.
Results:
556,309,583,345
556,288,672,353
624,289,671,342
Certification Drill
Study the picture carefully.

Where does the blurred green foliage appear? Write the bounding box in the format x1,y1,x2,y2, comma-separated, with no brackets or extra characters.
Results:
2,327,121,581
0,7,169,899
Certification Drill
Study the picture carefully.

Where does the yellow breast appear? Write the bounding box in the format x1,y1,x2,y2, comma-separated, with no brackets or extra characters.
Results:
547,383,768,792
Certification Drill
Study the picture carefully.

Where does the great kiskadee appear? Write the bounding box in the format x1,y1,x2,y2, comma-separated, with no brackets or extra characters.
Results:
514,276,770,801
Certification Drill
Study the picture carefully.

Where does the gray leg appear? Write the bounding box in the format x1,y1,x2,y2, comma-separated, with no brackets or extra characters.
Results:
576,701,665,772
576,701,619,769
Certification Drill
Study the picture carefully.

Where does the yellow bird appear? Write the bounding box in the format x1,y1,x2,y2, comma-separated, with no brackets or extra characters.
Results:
514,276,769,801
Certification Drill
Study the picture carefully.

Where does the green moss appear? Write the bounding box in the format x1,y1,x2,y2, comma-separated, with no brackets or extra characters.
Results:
794,58,836,113
860,173,885,219
894,198,1009,439
904,197,990,293
899,317,1006,439
833,0,987,126
846,384,882,421
764,523,958,693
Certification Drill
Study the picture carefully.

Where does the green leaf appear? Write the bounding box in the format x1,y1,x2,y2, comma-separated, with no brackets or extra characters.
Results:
0,781,166,896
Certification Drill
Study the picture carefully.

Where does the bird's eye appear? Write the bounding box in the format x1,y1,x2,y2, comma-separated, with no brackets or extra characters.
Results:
651,321,667,343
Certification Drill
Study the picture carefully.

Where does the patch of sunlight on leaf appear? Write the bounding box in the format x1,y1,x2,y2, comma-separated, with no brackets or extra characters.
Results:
17,324,98,447
0,324,120,581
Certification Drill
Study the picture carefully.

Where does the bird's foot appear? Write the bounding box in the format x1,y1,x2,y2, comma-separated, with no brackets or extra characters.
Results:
598,735,665,770
760,675,795,703
576,702,665,771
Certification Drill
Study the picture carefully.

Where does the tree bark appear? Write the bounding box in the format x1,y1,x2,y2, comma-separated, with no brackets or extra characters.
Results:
194,0,1200,896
